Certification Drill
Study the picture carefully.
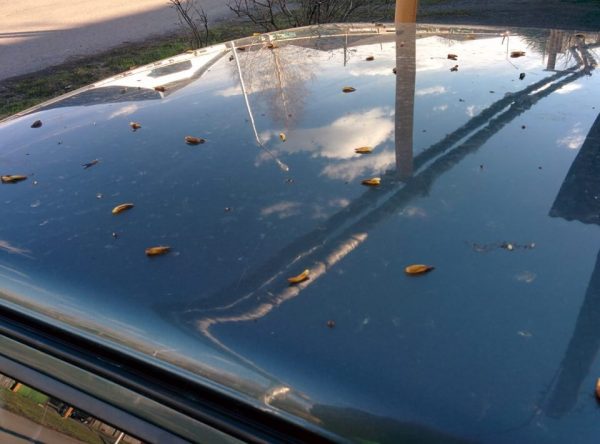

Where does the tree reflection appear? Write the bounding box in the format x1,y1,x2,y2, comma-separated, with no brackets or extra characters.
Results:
229,37,322,172
232,38,316,132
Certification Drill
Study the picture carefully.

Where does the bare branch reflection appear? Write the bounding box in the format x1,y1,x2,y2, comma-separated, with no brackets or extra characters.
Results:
229,37,320,171
232,38,316,130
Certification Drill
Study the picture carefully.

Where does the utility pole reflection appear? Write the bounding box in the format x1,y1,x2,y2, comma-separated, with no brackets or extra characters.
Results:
546,29,563,71
394,0,418,181
395,24,416,181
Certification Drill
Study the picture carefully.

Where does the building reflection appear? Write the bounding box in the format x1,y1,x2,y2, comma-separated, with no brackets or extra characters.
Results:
545,112,600,417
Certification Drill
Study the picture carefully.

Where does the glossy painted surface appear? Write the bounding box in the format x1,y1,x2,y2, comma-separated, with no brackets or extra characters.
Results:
1,24,600,442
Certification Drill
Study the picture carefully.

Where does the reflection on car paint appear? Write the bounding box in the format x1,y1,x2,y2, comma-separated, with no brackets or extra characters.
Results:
0,24,599,443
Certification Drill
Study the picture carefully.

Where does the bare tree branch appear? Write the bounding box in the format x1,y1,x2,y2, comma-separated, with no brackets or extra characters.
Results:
169,0,210,49
228,0,394,31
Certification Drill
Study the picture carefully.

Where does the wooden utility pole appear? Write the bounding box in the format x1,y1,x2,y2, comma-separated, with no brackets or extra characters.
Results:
395,0,419,24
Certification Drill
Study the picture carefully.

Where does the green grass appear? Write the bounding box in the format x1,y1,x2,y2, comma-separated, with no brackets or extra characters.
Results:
1,387,107,444
0,21,260,120
15,385,49,404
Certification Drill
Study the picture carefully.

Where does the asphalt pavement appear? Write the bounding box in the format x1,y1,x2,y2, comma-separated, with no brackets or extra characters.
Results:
0,407,86,444
0,0,231,81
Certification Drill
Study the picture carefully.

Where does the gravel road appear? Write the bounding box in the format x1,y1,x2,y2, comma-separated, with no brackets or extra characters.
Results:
0,0,231,81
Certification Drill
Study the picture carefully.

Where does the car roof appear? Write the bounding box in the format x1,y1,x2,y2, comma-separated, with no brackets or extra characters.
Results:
1,23,600,442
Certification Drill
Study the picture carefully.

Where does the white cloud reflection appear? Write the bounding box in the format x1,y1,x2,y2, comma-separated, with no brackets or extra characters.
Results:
108,104,139,119
416,85,447,96
215,85,243,97
0,240,31,258
555,83,583,95
344,38,448,76
261,107,394,161
321,151,395,182
329,198,350,208
466,105,482,118
349,66,393,77
333,34,549,93
557,123,585,150
260,201,302,219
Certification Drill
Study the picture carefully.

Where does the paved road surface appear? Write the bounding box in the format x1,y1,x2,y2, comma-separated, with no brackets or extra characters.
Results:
0,407,88,444
0,0,231,81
